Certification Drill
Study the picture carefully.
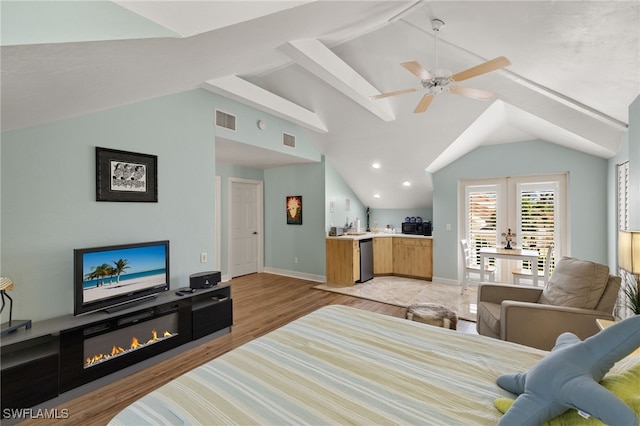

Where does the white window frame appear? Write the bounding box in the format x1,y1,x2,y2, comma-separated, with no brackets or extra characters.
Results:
617,161,632,319
460,173,567,282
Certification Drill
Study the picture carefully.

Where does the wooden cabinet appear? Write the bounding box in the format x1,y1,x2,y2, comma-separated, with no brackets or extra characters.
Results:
326,236,432,285
392,237,432,280
373,238,393,274
326,239,360,285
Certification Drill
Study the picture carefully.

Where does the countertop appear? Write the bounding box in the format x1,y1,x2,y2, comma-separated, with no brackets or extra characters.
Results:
326,232,432,241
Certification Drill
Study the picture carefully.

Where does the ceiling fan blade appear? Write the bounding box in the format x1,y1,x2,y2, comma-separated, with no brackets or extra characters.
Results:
450,56,511,82
414,94,435,113
449,86,496,101
401,61,433,81
369,87,418,100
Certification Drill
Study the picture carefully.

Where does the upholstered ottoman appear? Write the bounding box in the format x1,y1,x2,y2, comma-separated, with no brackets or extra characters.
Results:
406,303,457,330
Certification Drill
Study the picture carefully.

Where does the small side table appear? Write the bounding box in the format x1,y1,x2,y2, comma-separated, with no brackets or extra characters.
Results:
595,318,616,330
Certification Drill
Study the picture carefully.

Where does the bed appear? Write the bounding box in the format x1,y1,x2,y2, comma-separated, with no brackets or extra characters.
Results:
108,305,634,425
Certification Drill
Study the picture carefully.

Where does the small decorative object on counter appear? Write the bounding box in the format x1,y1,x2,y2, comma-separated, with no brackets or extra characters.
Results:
366,207,371,232
501,228,516,249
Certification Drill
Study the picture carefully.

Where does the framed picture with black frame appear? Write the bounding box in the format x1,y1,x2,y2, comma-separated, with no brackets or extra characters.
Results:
286,195,302,225
96,147,158,202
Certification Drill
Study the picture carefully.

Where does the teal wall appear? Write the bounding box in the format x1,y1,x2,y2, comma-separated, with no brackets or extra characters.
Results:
1,1,178,45
432,139,609,283
0,88,325,322
324,159,366,232
264,161,327,278
1,90,217,321
370,208,432,232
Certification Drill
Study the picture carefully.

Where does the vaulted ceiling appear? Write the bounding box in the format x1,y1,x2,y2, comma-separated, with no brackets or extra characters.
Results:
2,1,638,209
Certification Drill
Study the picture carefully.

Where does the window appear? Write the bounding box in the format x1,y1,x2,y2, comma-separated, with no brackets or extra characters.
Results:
461,174,567,281
514,181,559,271
618,161,629,231
465,183,502,266
617,161,632,319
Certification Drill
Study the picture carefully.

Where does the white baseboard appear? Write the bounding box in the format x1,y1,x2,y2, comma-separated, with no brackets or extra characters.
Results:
262,267,325,283
431,276,462,286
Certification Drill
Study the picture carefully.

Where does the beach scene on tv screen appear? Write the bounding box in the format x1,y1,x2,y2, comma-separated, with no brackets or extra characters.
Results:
82,245,167,304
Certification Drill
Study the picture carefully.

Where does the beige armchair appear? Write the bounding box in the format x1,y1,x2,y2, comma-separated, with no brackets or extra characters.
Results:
477,256,621,351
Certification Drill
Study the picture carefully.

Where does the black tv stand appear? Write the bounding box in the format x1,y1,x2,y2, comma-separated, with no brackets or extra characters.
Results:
103,294,158,313
1,284,232,419
0,319,32,335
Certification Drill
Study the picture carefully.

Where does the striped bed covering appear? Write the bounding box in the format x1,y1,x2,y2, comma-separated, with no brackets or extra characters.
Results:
109,305,549,425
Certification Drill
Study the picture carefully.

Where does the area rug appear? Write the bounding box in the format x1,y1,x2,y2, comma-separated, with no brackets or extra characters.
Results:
314,276,478,322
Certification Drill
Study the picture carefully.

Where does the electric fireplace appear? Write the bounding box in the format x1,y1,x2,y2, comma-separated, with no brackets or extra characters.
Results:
59,300,190,392
83,313,178,369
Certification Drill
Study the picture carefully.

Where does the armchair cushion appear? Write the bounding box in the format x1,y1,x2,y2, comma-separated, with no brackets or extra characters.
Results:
538,256,609,309
477,284,544,339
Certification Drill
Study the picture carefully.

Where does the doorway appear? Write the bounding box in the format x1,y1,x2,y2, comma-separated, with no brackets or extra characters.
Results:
459,173,567,282
228,178,264,278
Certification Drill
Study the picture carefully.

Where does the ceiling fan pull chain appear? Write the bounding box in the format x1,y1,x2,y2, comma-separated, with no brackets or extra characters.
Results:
432,19,444,70
434,22,439,69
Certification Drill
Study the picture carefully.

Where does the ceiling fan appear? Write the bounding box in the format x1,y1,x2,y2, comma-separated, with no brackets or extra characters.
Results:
370,19,511,113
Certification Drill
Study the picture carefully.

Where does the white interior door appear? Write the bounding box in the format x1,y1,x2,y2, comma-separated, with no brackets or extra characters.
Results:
229,179,262,278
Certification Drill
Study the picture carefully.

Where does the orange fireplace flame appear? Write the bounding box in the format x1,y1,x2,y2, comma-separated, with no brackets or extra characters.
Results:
147,329,159,344
84,329,176,368
130,336,141,349
111,345,125,356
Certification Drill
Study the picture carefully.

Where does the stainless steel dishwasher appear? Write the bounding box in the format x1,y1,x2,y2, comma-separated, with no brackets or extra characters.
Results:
358,238,374,283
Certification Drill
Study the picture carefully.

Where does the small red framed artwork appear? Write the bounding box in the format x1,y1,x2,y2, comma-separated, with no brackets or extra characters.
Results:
286,196,302,225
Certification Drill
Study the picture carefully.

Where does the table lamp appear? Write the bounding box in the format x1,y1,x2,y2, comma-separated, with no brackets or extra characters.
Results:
618,230,640,315
0,277,32,335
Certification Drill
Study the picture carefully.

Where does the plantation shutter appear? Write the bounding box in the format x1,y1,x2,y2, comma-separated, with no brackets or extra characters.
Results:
516,182,558,271
617,161,632,318
466,185,499,264
618,161,630,232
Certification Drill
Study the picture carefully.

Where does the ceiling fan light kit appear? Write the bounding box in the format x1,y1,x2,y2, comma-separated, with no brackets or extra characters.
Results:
371,18,511,113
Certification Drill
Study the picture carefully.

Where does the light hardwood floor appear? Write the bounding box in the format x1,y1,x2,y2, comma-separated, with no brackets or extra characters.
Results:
19,273,475,425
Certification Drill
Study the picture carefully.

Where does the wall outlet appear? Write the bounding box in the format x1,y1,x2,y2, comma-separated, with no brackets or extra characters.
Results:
446,224,452,231
294,256,299,264
200,252,208,263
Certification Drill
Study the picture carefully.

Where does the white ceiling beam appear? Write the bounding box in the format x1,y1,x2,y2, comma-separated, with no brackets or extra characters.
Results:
201,75,328,133
279,38,395,122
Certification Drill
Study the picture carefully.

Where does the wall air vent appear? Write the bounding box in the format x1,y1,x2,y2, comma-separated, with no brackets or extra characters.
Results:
215,110,236,131
282,132,296,148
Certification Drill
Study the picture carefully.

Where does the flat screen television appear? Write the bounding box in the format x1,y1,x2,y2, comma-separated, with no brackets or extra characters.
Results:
74,240,170,315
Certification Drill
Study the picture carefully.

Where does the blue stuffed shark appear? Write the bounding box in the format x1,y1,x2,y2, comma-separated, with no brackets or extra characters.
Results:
496,315,640,426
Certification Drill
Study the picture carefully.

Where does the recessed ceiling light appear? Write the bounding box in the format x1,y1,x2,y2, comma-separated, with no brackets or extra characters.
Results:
372,162,381,169
403,181,411,187
374,193,381,199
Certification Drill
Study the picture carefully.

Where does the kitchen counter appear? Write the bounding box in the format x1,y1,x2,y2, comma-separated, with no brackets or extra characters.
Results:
326,232,432,241
326,233,433,285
